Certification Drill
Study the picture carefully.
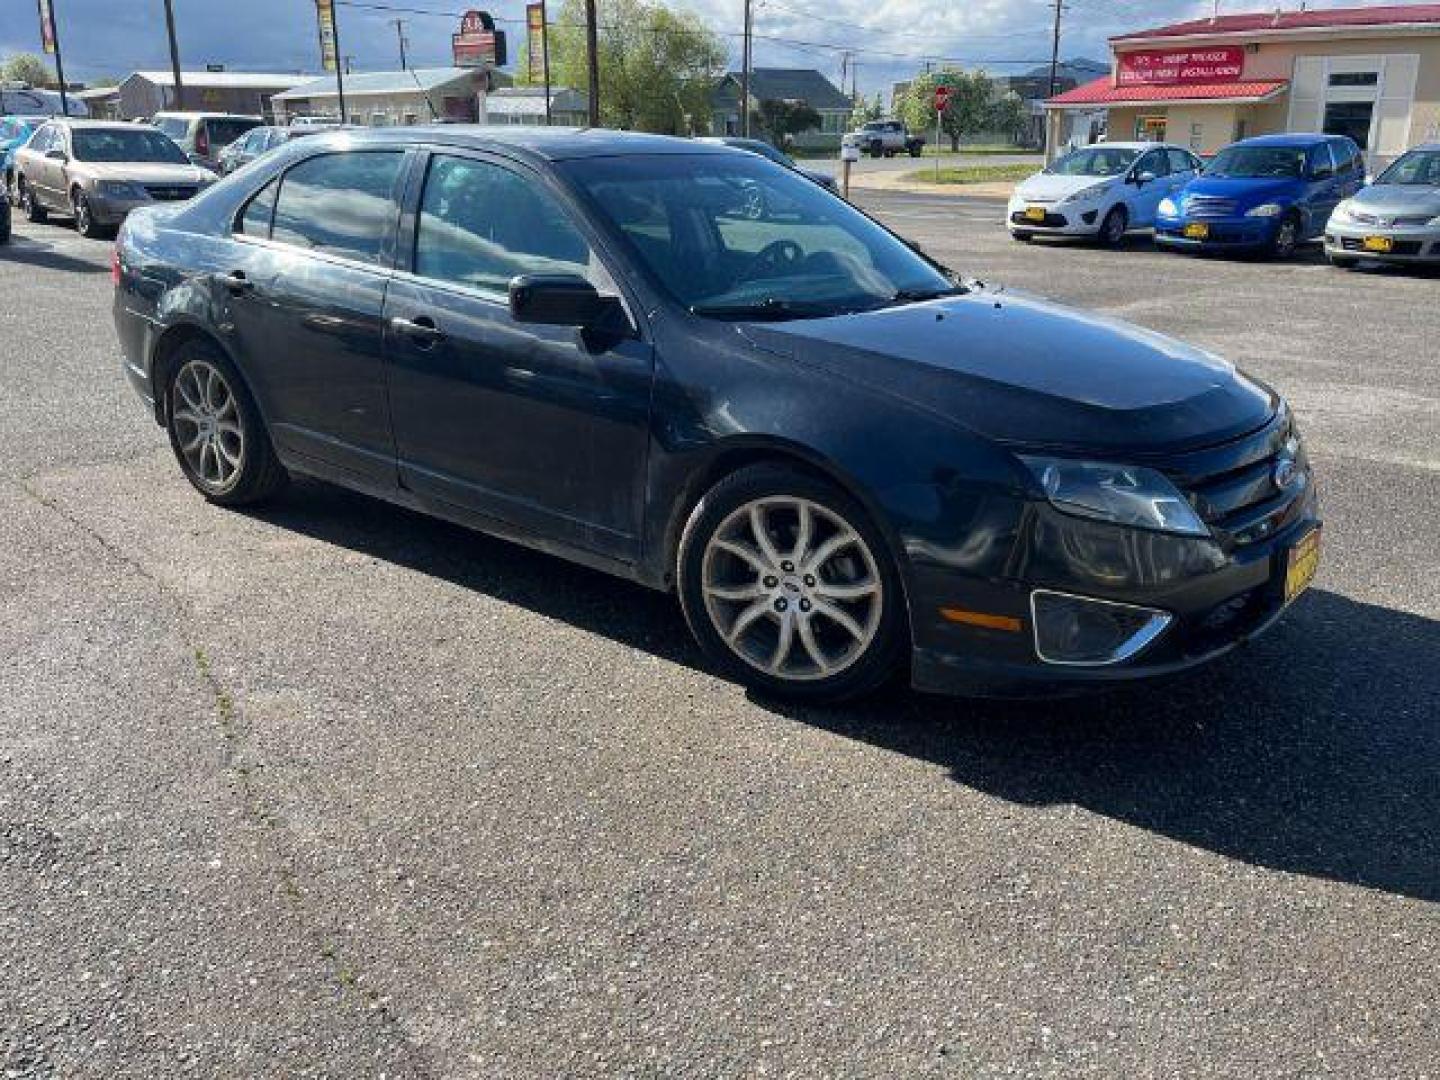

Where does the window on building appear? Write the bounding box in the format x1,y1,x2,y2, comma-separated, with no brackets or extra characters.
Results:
414,155,598,295
1323,102,1374,149
270,151,404,264
1328,71,1378,87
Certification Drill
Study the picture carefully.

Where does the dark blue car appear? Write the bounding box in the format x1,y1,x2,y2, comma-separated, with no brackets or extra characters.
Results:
1155,133,1365,258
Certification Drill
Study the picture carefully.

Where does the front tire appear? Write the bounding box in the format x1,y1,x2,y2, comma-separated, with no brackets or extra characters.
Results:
72,190,105,238
1011,230,1035,243
1270,212,1301,259
677,464,905,703
1097,205,1128,247
165,340,288,506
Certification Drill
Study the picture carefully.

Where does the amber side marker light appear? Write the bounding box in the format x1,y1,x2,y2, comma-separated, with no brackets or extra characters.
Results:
940,608,1023,633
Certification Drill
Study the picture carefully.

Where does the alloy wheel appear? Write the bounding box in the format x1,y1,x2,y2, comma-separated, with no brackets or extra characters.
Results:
73,193,90,235
172,359,245,493
700,496,884,681
1274,217,1298,258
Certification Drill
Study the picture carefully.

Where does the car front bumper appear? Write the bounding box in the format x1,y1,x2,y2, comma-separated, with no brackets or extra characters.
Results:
1324,220,1440,263
1154,215,1281,250
1007,199,1104,235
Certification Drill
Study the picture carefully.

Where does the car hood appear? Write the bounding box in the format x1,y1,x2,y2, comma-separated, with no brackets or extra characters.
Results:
1015,172,1116,201
1181,175,1302,206
1350,183,1440,217
739,287,1276,454
81,161,214,184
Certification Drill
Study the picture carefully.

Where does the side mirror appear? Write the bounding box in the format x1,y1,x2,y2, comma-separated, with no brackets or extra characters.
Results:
1133,170,1156,186
1310,166,1334,181
45,148,68,161
509,273,627,332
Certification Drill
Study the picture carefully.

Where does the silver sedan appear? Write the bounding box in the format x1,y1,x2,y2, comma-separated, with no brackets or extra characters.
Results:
1325,144,1440,268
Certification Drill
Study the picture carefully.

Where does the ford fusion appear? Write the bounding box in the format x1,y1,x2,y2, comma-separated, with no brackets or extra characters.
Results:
112,129,1319,702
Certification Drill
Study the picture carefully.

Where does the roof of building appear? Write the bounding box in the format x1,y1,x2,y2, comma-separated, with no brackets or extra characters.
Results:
721,68,852,111
484,86,588,115
125,70,311,90
274,68,479,101
1112,4,1440,42
1046,75,1289,107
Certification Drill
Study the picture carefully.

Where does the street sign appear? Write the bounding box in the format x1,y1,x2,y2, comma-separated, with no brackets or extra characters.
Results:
934,85,952,112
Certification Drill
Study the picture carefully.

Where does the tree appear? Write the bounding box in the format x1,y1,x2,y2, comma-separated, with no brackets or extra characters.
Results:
2,53,54,89
749,99,821,147
848,91,883,129
548,0,726,134
987,91,1029,146
899,69,993,152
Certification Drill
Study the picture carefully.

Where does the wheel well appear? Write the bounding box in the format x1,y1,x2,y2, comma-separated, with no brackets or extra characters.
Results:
148,325,225,424
661,445,900,583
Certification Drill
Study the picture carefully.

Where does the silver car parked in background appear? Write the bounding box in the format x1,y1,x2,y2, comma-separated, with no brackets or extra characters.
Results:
1325,144,1440,268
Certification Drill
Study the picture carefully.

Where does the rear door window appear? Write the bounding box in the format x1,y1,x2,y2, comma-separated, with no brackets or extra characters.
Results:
206,118,260,148
270,151,404,265
1167,149,1196,173
156,117,189,141
238,177,278,236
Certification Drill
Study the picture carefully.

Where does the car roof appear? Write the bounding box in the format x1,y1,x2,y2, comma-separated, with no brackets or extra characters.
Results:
301,125,736,163
1229,133,1345,148
42,119,148,131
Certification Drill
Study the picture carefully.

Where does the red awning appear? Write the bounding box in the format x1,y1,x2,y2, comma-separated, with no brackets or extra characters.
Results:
1046,76,1289,108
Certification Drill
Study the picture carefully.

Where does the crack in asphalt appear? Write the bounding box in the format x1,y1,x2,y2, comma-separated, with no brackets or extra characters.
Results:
7,474,438,1078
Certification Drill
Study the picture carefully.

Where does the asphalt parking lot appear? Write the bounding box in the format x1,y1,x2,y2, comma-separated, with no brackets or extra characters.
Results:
1,198,1437,1078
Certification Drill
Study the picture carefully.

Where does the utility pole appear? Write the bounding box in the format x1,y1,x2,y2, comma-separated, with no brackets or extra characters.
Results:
42,0,72,116
540,0,553,125
390,18,408,69
741,0,753,136
162,0,184,111
1047,0,1065,99
332,2,348,123
584,0,600,126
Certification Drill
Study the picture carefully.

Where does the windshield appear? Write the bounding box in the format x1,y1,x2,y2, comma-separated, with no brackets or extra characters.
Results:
1376,149,1440,186
155,117,188,140
1205,145,1307,179
1048,147,1139,177
71,127,189,163
561,154,957,318
206,119,260,147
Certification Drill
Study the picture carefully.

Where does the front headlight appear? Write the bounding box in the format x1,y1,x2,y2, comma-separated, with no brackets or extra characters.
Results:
1157,197,1178,216
97,180,146,199
1020,456,1210,537
1246,203,1284,218
1428,214,1440,227
1060,182,1110,205
1331,199,1354,222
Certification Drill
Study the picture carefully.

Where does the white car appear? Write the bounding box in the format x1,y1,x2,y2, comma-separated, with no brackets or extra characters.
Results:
1008,142,1203,246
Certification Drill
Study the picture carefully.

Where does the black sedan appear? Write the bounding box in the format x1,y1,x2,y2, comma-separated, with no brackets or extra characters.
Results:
112,128,1319,702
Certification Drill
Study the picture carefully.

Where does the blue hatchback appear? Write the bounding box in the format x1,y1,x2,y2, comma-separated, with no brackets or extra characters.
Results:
1155,134,1365,258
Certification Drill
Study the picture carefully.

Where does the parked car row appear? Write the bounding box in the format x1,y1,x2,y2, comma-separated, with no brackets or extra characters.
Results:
1009,133,1440,269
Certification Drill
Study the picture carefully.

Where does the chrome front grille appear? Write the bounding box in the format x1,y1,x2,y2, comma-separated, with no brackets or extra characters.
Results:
145,185,196,201
1183,195,1237,218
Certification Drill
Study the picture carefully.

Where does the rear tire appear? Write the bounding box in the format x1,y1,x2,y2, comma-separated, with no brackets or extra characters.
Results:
19,179,46,223
677,464,905,704
164,339,288,506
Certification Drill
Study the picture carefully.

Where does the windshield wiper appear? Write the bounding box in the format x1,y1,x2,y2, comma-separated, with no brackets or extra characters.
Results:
689,298,845,320
880,284,969,307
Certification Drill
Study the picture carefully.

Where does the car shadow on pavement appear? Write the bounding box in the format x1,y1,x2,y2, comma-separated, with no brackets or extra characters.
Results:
0,234,108,274
250,481,1438,904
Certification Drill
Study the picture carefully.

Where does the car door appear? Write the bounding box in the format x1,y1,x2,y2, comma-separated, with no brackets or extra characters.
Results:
24,125,58,206
221,149,408,486
1128,148,1171,226
1304,143,1343,237
383,150,654,563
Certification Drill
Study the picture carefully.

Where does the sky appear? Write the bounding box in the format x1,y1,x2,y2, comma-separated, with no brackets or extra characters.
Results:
0,0,1428,98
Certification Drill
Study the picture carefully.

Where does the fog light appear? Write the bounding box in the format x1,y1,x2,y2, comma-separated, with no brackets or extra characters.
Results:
1030,589,1171,666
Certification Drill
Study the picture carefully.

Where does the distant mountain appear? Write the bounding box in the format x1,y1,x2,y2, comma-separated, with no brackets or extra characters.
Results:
1027,58,1111,83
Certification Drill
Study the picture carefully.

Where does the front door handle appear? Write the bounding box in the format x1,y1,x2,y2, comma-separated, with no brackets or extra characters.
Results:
389,315,444,346
220,270,254,295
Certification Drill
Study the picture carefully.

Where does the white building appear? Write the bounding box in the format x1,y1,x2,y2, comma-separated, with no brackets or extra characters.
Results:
272,68,513,126
118,71,310,120
484,87,589,126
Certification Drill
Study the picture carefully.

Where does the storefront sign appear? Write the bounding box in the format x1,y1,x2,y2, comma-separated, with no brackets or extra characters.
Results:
36,0,57,55
315,0,338,73
1117,46,1245,86
453,10,507,69
526,3,546,84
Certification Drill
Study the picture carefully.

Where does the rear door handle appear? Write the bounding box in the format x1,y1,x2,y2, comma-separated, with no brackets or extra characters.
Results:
389,315,444,346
